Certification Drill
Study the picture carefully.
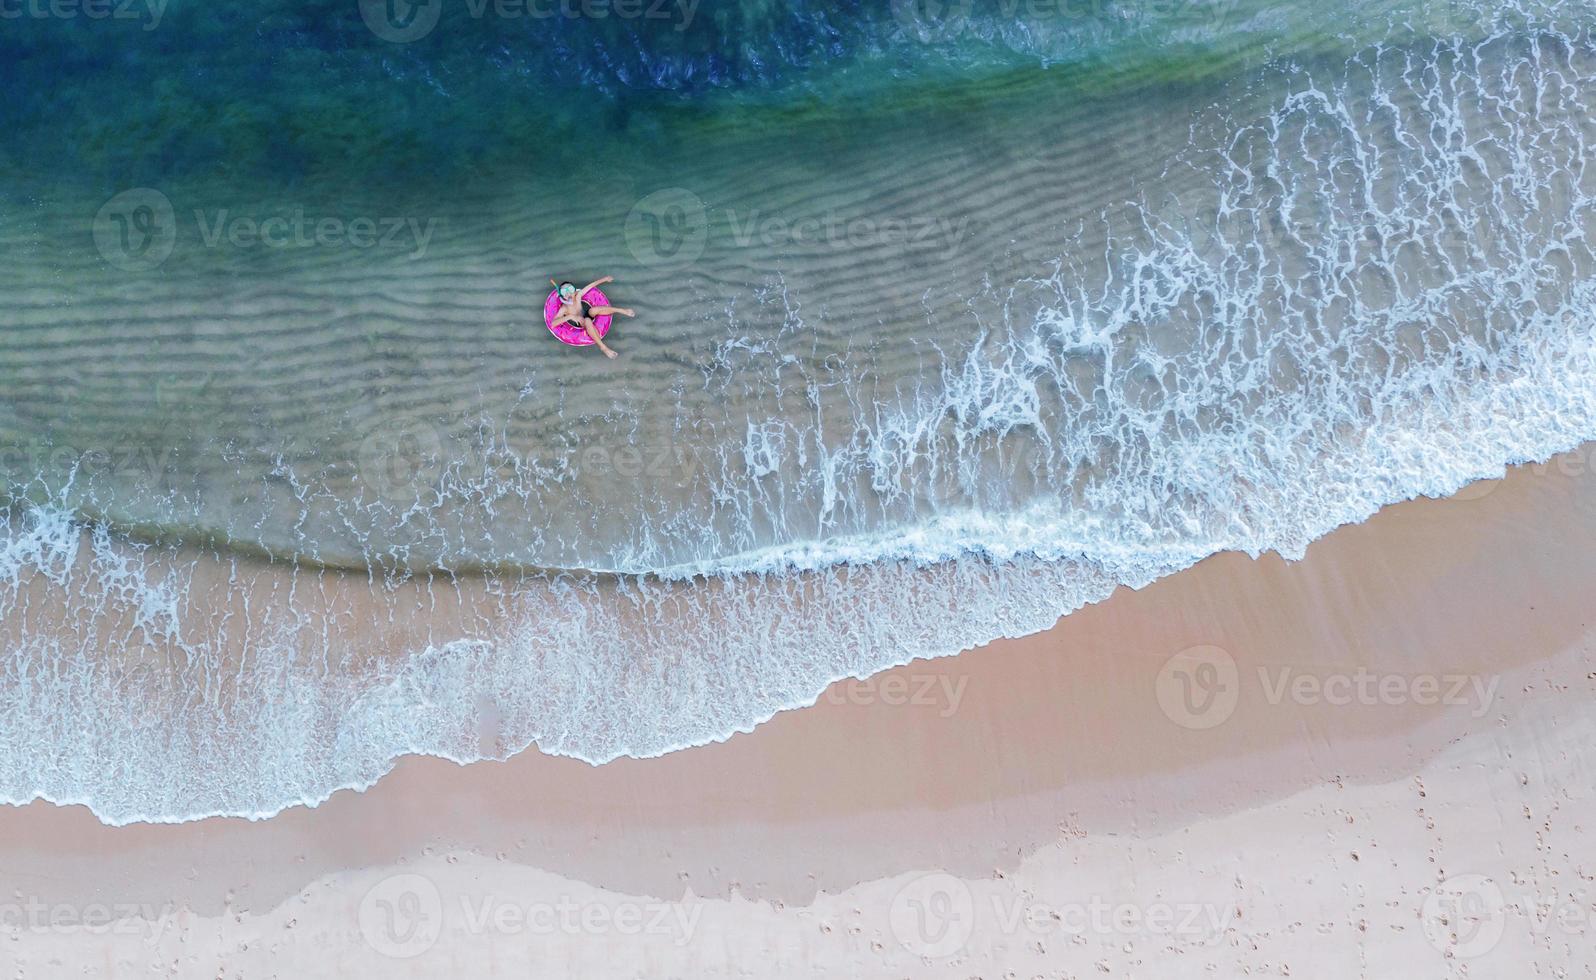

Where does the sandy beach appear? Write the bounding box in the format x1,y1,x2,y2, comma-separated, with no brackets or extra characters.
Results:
0,447,1590,977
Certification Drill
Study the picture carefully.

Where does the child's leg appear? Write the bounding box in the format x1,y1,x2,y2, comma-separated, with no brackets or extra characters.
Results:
581,318,618,359
586,305,634,318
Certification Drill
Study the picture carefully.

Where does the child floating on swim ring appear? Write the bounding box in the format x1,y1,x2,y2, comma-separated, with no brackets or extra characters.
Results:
548,276,634,359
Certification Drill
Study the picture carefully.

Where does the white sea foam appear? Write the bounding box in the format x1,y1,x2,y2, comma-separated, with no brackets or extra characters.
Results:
3,19,1596,823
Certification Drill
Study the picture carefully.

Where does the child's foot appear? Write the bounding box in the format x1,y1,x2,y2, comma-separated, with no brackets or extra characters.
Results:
618,308,635,317
603,347,619,359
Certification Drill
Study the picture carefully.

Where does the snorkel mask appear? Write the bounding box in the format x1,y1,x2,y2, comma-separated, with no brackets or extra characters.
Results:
558,282,576,300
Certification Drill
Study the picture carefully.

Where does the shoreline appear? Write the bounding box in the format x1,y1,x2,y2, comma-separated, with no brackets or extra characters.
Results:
0,447,1591,973
6,3,1596,975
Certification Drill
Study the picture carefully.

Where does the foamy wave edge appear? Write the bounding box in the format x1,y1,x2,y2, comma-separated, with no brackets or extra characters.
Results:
3,323,1594,826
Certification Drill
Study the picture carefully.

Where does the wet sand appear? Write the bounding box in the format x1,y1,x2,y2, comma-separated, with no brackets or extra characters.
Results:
0,448,1592,976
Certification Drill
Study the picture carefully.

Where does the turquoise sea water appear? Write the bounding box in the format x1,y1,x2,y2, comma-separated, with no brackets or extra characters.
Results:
2,0,1596,822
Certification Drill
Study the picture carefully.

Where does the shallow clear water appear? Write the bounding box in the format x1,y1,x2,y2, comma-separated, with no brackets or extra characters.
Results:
2,0,1595,822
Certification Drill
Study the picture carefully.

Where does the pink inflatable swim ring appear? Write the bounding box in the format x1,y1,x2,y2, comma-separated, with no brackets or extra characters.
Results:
544,287,613,346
